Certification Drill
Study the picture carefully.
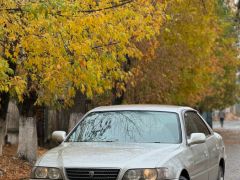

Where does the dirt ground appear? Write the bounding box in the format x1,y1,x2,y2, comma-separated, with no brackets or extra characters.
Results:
0,145,47,180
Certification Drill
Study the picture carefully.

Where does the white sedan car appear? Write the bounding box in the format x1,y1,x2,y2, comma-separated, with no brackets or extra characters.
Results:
31,105,226,180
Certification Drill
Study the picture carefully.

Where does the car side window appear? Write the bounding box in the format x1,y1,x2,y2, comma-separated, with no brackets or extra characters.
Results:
184,111,211,138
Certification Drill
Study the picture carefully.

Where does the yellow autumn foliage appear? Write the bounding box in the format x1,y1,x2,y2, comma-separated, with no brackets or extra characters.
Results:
124,0,239,109
0,0,167,107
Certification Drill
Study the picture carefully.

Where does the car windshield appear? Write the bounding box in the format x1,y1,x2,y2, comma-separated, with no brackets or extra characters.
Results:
67,111,181,144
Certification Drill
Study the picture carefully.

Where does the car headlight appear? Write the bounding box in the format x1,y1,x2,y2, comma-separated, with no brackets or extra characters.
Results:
48,168,61,179
143,169,158,180
35,167,48,179
31,167,62,179
123,168,169,180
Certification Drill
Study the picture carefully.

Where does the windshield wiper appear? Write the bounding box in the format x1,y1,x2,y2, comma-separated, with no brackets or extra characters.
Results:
73,140,118,142
93,140,118,142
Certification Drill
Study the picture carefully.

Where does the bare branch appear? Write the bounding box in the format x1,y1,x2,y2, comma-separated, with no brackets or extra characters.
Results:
79,0,134,13
0,0,134,16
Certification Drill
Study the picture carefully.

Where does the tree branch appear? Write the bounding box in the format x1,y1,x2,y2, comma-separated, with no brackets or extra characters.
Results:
79,0,134,13
200,0,207,13
0,0,134,15
92,41,120,49
0,7,22,12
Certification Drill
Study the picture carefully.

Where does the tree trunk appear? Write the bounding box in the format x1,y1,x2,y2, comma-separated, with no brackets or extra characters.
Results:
17,91,38,164
67,92,88,132
0,119,6,155
112,55,131,105
17,116,38,164
68,113,84,132
112,85,125,105
0,92,10,155
6,100,19,144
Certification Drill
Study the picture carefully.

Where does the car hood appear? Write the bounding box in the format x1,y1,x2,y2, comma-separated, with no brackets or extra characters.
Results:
37,142,181,168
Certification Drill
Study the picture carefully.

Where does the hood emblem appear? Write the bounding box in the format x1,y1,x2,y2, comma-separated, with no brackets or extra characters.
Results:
89,171,94,178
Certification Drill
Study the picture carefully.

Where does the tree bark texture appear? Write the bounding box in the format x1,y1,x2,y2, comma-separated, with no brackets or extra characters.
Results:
0,119,6,155
17,116,38,164
6,100,19,144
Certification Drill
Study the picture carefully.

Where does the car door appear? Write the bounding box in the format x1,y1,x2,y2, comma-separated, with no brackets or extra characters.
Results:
184,111,209,180
196,113,220,180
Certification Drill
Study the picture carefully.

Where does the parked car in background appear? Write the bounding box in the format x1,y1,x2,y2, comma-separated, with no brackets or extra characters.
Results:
30,105,226,180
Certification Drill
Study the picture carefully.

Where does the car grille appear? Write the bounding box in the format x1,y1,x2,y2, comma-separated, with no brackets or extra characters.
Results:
65,168,120,180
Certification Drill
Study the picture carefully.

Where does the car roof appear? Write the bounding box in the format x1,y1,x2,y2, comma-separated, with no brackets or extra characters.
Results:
90,104,194,113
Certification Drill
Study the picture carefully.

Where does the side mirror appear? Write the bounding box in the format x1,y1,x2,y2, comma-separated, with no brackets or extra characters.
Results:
187,133,206,146
52,131,66,143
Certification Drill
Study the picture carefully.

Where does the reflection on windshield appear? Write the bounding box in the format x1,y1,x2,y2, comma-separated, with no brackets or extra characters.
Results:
67,111,181,144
